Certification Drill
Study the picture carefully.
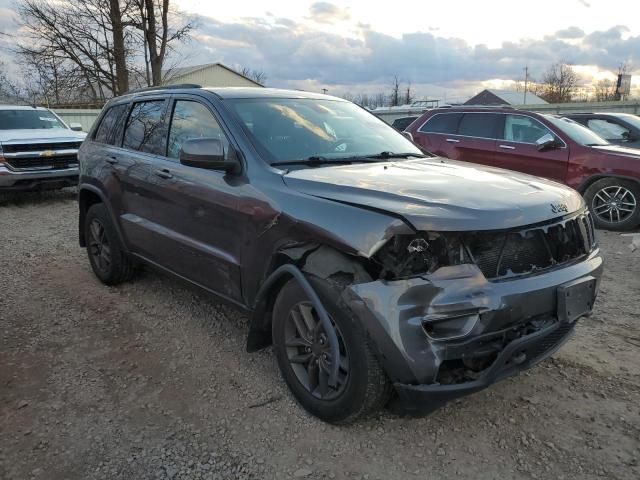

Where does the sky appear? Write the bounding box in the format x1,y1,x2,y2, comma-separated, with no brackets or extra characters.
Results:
2,0,640,101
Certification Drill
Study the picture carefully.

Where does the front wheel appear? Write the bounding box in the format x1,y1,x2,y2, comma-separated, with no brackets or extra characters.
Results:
584,178,640,231
272,278,392,424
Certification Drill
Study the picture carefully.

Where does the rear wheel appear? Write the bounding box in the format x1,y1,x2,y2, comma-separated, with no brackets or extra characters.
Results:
272,278,392,424
584,178,640,231
85,203,135,285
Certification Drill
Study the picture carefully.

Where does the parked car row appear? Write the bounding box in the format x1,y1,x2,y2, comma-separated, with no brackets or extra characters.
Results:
405,107,640,231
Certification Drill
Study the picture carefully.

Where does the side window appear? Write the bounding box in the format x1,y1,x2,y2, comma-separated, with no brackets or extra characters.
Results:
167,100,230,160
122,100,167,155
503,115,553,143
94,104,127,145
587,119,630,141
418,113,462,134
457,113,499,139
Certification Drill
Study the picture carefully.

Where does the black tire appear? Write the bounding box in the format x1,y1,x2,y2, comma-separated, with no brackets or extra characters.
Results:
84,203,135,285
584,178,640,231
272,277,392,424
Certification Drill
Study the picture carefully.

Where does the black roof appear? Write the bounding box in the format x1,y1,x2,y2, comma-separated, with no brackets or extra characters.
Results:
119,85,344,102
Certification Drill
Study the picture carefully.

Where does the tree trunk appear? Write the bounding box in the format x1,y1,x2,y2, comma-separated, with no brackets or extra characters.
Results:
109,0,129,94
144,0,162,85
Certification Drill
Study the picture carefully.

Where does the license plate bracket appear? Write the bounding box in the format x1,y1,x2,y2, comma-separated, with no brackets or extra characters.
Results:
557,276,597,324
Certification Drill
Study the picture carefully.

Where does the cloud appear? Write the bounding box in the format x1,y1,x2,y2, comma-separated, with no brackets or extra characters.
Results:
307,2,350,23
183,15,639,97
556,26,585,39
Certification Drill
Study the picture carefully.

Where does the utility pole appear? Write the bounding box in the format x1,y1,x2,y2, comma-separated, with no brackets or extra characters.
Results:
523,65,529,104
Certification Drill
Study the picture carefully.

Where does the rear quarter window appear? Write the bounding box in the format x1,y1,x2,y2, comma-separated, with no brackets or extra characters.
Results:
94,104,128,145
418,113,462,134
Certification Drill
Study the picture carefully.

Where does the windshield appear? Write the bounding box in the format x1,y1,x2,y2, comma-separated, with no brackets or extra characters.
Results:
227,98,422,164
0,109,67,130
615,114,640,131
545,115,609,146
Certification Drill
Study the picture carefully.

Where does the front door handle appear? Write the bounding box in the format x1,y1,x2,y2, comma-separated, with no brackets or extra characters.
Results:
445,138,460,143
154,168,173,179
106,156,118,165
499,144,516,150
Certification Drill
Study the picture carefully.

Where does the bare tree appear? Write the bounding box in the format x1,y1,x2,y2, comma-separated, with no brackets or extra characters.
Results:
539,63,577,103
404,82,413,105
240,67,267,85
132,0,193,86
594,79,616,102
390,75,400,106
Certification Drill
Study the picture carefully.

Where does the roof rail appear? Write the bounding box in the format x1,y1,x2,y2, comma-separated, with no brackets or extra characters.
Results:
459,104,515,109
128,83,202,94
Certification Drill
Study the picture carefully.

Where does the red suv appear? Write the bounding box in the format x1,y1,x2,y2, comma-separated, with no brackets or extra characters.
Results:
407,107,640,230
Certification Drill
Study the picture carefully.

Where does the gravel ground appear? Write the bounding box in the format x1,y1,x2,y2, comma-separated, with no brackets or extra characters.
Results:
1,188,639,480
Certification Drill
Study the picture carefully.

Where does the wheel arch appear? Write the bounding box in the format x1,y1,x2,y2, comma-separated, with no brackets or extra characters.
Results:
78,185,126,249
246,243,371,353
577,174,640,195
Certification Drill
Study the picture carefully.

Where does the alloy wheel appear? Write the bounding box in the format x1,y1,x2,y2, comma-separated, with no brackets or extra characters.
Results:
284,301,349,400
88,218,112,274
592,185,637,225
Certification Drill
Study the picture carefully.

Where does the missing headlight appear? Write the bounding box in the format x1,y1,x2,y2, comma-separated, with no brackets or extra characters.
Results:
372,233,468,280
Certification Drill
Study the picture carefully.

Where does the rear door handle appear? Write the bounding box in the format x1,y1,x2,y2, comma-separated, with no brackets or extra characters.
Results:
499,144,516,150
445,138,460,143
154,168,173,179
106,156,118,165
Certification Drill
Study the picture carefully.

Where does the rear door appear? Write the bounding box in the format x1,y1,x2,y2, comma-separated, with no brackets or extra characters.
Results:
115,98,170,258
145,95,244,302
446,112,500,166
493,113,569,182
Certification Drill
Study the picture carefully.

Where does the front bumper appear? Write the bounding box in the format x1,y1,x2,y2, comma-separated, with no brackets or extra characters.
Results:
390,319,575,415
0,165,79,191
346,249,603,414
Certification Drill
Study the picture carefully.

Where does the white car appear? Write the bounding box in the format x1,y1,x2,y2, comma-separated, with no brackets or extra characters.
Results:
0,106,87,191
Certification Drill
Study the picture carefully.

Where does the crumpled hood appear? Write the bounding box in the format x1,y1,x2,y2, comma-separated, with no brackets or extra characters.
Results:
283,158,585,231
0,129,86,143
591,144,640,158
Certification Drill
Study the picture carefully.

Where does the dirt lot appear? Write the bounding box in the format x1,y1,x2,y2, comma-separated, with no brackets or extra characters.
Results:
1,189,639,480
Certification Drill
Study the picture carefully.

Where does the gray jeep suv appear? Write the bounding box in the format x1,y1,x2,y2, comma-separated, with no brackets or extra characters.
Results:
78,85,603,423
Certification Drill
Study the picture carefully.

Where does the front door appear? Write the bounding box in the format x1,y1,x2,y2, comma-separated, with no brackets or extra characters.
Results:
493,114,569,183
147,97,245,302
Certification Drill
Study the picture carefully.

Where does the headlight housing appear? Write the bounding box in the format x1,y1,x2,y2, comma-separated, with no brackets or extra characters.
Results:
372,232,469,280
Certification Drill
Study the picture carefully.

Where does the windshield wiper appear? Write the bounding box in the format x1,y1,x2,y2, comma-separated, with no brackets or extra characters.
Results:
271,152,428,168
361,151,428,159
271,156,358,167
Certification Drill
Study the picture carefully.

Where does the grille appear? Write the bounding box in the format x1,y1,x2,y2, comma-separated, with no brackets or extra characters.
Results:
1,141,82,153
7,154,78,170
464,211,596,280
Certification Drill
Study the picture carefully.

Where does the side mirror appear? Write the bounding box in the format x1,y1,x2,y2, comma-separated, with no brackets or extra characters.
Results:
69,123,83,132
179,138,241,174
536,133,557,151
401,131,414,141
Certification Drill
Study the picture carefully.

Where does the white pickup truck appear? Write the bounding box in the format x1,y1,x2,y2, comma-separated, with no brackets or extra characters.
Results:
0,106,87,191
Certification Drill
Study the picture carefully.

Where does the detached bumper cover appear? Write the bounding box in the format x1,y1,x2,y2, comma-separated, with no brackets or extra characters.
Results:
390,319,575,415
0,165,78,190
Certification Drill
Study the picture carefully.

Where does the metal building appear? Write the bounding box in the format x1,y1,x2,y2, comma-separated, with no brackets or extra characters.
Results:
163,63,264,88
465,89,547,106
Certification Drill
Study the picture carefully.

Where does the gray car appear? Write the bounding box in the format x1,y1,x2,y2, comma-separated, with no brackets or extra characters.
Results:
78,85,603,423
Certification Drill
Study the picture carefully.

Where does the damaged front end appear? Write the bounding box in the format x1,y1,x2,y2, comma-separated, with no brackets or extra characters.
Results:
345,210,602,414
